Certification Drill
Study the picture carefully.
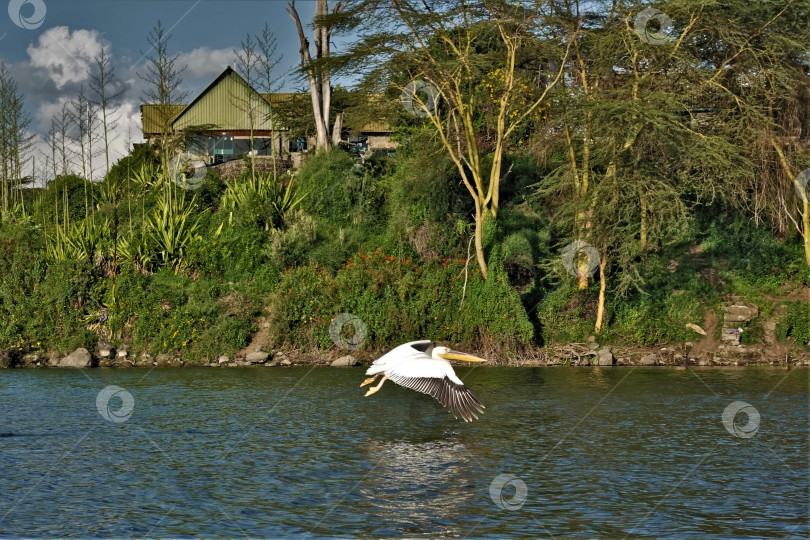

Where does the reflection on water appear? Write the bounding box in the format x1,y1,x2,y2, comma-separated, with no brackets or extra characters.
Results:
0,366,807,538
361,438,475,536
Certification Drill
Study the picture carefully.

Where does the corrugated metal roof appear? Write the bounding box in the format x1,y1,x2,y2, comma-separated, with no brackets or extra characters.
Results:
141,104,186,135
140,68,393,137
171,67,282,132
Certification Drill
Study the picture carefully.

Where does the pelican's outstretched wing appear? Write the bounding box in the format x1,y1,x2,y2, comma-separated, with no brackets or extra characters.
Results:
385,357,485,422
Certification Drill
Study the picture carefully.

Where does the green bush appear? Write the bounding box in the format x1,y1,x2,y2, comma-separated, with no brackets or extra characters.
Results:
776,301,810,346
267,250,533,356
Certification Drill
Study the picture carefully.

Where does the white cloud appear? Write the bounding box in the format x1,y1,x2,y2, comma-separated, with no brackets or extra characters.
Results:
27,26,107,89
177,46,236,80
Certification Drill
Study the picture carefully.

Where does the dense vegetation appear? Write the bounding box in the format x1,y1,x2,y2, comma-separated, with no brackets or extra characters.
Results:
0,138,807,363
0,0,808,363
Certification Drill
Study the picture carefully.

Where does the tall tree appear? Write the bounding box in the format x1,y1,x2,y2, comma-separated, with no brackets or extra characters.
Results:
89,48,124,177
234,33,260,182
139,20,189,173
333,0,569,279
0,63,33,217
70,85,95,181
698,0,810,265
255,23,283,172
535,0,754,332
287,0,344,151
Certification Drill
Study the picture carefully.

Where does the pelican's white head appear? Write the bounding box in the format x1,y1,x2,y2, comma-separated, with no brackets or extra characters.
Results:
432,346,487,363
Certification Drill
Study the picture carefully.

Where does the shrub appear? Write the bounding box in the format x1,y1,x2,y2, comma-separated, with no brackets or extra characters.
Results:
267,250,533,356
776,301,810,346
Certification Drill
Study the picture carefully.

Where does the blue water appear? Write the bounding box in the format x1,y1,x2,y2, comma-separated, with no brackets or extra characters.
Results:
1,366,808,538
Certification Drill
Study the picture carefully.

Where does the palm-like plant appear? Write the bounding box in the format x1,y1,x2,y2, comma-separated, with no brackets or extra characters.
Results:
145,187,201,272
221,173,308,229
47,217,109,262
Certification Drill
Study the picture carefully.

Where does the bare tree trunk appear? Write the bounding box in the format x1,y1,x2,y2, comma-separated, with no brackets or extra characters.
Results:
594,249,608,334
287,0,343,152
332,112,343,146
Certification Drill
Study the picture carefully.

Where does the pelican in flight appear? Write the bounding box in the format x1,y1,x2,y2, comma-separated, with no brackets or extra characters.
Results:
360,340,487,422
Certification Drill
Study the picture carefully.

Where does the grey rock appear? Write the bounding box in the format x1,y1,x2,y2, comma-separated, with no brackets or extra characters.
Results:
136,353,153,367
639,354,657,366
98,341,116,358
117,348,128,358
22,354,40,365
595,346,614,366
331,355,358,367
724,305,758,323
217,355,230,365
246,351,270,363
156,354,175,367
698,358,711,366
577,356,591,367
280,359,292,366
59,348,93,368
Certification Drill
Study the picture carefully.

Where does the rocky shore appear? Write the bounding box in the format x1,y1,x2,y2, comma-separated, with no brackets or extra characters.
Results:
2,340,808,369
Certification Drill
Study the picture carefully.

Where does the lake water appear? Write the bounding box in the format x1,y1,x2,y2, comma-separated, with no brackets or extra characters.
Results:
1,366,807,538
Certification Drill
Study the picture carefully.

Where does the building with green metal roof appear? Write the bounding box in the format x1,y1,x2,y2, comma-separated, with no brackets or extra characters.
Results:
141,66,395,167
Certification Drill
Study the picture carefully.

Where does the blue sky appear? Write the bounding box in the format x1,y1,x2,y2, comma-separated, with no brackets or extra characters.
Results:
0,0,348,178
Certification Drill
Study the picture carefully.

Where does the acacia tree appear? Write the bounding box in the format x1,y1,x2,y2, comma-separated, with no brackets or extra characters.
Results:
139,20,189,173
287,0,344,151
333,0,569,279
536,0,757,333
699,0,810,265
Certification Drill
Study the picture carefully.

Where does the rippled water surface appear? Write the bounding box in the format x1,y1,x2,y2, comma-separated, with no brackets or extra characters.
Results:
1,366,808,538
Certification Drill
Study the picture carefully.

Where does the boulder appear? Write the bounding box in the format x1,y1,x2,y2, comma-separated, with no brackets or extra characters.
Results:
331,355,358,367
595,346,614,366
116,348,128,358
217,355,230,365
246,351,270,364
58,348,94,368
98,341,116,358
576,356,591,367
156,354,174,367
586,335,599,351
136,353,154,367
22,354,40,366
639,354,657,366
280,359,292,366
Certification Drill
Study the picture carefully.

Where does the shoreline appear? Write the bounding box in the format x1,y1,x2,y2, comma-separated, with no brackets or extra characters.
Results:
3,342,809,369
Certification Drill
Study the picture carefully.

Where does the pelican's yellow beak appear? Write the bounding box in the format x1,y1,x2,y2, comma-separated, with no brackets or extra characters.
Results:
439,349,487,363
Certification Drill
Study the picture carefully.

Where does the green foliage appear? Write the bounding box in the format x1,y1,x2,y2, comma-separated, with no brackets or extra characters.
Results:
37,175,95,223
145,188,202,271
297,148,370,224
222,173,308,229
268,251,533,354
106,142,161,185
46,216,109,262
776,301,810,346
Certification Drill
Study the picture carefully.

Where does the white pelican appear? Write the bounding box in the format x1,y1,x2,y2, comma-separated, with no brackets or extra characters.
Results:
360,340,487,422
